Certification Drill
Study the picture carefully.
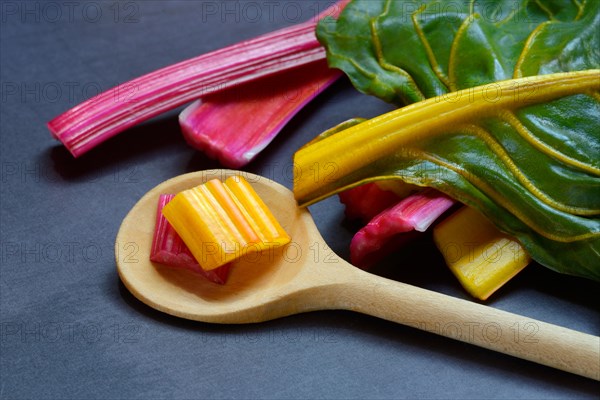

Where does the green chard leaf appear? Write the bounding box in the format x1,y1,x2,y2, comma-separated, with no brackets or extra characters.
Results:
294,0,600,281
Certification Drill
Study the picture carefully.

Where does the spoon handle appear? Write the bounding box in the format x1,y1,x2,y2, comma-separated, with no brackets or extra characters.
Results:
339,271,599,380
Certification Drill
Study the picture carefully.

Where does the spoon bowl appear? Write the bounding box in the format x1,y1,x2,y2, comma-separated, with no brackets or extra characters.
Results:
116,170,354,323
116,170,599,380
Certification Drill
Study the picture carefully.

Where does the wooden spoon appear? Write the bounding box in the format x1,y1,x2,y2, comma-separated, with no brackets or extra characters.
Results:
116,170,599,380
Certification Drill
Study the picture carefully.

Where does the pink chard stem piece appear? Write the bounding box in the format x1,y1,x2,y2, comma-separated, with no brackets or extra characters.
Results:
179,60,341,168
150,194,231,285
350,189,456,269
338,182,405,223
48,0,351,157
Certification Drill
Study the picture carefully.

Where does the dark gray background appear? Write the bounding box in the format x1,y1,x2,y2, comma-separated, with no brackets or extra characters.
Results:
1,1,598,398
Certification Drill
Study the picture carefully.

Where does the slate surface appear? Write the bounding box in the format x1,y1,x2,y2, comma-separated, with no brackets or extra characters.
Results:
1,1,598,399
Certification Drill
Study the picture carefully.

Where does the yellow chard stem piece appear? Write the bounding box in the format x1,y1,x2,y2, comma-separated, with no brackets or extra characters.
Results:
162,176,290,271
224,177,291,247
433,207,531,300
293,70,600,205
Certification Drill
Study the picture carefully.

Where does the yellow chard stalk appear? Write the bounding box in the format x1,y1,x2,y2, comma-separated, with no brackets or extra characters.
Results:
294,71,599,205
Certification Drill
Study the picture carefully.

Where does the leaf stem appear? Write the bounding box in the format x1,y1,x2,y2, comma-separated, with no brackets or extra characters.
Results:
294,69,600,205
